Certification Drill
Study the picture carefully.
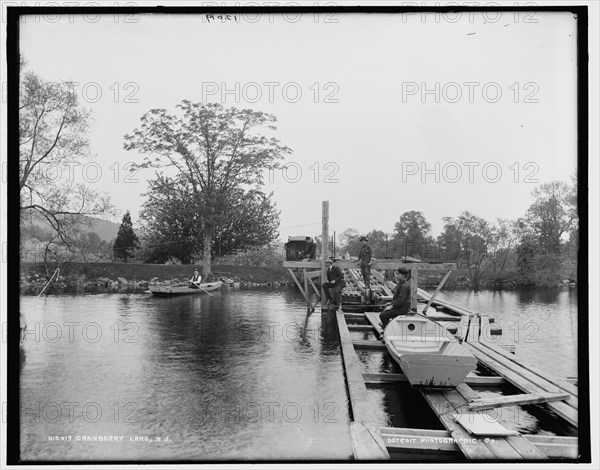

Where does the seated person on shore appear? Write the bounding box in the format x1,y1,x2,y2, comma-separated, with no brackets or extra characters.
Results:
303,237,317,260
322,258,346,310
189,269,202,289
379,267,412,328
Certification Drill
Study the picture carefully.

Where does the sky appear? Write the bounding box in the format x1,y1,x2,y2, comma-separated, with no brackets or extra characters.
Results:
15,6,582,243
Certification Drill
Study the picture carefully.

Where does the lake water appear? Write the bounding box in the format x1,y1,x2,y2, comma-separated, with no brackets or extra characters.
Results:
19,286,579,461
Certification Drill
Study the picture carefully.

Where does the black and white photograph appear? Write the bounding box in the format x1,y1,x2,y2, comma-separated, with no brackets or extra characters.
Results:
2,1,598,467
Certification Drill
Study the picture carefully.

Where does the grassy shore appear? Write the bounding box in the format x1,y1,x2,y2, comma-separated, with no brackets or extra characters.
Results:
20,262,291,290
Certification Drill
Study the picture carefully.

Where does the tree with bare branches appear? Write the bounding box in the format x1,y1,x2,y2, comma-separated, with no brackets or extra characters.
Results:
19,64,112,265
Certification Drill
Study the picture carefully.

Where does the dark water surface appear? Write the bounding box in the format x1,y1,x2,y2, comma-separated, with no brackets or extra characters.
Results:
19,287,579,461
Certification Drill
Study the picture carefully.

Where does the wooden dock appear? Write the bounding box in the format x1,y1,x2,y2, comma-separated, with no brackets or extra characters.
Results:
284,201,579,461
334,306,579,461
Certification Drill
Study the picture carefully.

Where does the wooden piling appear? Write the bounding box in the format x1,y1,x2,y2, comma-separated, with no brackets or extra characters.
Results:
321,201,329,306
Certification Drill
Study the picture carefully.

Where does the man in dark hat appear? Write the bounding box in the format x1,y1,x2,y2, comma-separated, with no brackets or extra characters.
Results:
322,258,346,310
356,236,373,290
380,267,412,327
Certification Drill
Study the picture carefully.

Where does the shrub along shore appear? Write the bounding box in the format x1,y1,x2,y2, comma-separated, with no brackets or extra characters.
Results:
19,261,572,294
20,262,292,293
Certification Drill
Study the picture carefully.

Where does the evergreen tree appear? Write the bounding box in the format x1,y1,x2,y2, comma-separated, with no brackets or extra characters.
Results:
113,211,139,262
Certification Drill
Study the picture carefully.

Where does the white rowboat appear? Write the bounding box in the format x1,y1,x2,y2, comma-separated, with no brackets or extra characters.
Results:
384,314,477,388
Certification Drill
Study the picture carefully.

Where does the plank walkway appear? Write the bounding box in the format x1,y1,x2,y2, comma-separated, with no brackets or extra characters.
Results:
337,304,579,461
419,384,547,460
335,311,390,460
464,341,578,428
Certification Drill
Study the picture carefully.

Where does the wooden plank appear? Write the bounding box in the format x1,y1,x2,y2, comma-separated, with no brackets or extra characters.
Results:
525,438,578,459
410,268,419,310
419,391,496,459
321,201,329,288
284,260,322,268
417,288,473,317
287,268,306,297
348,325,377,332
303,268,310,312
443,389,545,460
370,270,394,296
468,342,578,410
336,310,390,460
455,383,480,401
284,260,457,270
465,345,578,427
352,340,387,350
364,312,384,337
363,373,506,387
505,434,552,460
305,270,322,279
468,392,571,412
335,312,372,422
344,313,367,320
479,342,578,398
422,270,453,314
307,275,321,298
350,422,390,460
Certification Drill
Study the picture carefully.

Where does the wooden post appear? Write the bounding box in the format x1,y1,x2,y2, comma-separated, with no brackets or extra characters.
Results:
321,201,329,306
303,268,311,312
422,269,452,315
410,267,418,311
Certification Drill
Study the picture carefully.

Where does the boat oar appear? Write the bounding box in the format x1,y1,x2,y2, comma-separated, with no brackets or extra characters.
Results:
199,287,214,296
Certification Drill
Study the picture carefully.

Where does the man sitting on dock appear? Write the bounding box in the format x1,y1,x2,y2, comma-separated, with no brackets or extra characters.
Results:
379,267,412,327
322,258,346,310
189,269,202,289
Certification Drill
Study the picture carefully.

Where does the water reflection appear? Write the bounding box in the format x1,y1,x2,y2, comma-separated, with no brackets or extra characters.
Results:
20,290,352,461
19,287,578,461
440,288,578,379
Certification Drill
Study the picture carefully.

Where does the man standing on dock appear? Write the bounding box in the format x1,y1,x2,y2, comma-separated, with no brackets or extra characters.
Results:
357,236,373,290
379,267,411,328
322,258,346,310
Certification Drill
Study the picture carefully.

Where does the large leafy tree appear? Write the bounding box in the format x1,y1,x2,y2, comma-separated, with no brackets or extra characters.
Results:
124,102,290,275
514,178,578,285
113,211,139,262
524,180,577,255
138,175,280,264
439,211,495,289
337,228,361,258
393,210,433,258
19,63,112,267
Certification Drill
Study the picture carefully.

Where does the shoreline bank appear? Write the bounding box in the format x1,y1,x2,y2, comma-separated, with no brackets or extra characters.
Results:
19,262,574,294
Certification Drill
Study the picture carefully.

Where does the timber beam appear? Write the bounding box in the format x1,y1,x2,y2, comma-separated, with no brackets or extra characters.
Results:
284,260,457,271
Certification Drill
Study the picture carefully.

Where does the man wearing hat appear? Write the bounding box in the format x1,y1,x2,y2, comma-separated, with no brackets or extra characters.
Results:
356,236,373,290
322,258,346,310
380,267,412,327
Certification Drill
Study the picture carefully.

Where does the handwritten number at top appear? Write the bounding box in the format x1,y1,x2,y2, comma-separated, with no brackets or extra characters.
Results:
206,14,240,23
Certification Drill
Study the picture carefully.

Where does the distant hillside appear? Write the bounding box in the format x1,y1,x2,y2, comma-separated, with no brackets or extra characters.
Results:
21,211,123,242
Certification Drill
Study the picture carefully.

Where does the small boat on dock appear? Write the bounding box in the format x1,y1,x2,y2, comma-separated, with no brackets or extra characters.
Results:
149,281,223,296
383,314,477,389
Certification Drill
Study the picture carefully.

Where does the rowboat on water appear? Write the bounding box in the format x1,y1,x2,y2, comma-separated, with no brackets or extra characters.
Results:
383,314,477,389
149,281,223,296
